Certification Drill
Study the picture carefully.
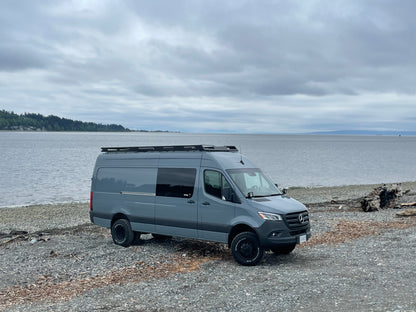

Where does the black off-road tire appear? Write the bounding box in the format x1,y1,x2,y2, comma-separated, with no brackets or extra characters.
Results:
231,231,264,266
111,218,134,247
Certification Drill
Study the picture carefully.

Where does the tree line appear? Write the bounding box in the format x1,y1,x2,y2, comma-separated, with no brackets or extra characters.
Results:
0,110,130,132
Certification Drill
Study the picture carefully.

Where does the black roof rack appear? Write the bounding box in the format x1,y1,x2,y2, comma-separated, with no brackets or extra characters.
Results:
101,145,238,153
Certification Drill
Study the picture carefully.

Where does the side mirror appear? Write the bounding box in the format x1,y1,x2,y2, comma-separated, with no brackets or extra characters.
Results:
275,183,287,195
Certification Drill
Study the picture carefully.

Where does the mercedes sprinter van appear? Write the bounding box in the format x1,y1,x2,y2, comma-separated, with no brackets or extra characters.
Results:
90,145,310,266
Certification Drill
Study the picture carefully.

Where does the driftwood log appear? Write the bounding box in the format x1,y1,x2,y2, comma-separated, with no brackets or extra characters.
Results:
401,202,416,207
396,208,416,217
361,184,402,212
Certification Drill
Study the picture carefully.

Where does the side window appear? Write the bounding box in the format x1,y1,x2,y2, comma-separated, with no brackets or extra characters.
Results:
204,170,237,202
95,168,156,194
156,168,196,198
221,178,234,202
204,170,221,198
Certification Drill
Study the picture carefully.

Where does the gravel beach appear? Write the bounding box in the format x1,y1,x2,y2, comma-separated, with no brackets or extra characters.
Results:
1,182,416,312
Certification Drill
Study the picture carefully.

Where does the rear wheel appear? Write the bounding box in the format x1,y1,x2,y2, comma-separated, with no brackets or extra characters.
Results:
271,243,296,255
231,232,264,266
111,218,134,247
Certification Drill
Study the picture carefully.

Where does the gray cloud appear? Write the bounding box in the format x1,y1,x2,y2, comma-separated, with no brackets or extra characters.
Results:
0,45,47,71
0,0,415,133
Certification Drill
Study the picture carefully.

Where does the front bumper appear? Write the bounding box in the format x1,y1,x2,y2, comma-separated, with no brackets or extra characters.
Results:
256,219,311,248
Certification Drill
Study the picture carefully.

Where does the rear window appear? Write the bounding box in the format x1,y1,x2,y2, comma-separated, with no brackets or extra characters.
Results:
156,168,197,198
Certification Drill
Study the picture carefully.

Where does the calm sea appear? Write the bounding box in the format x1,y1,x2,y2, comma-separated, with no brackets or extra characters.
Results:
1,131,415,208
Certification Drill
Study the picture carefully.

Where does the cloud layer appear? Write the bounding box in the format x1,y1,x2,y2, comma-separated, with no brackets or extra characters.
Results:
1,0,415,132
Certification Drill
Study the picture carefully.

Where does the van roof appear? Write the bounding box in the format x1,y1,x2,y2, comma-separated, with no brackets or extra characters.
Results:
101,145,239,153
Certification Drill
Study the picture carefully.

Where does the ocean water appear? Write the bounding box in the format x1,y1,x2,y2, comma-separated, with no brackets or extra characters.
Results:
1,131,415,207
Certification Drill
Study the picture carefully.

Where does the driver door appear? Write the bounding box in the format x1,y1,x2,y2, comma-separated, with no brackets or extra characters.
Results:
198,169,239,243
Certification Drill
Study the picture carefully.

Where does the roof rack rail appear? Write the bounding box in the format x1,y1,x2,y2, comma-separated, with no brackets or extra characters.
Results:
101,145,238,153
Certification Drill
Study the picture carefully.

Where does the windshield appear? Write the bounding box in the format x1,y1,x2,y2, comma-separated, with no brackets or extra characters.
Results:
226,168,282,198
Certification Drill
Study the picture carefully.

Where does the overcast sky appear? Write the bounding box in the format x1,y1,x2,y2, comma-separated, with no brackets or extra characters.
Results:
1,0,415,133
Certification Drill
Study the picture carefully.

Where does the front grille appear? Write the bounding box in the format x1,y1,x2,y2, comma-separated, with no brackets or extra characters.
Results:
290,229,308,236
284,211,310,230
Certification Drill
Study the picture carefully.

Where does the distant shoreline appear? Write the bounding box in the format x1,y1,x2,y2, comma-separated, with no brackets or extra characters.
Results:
1,129,414,136
0,110,129,132
0,110,180,133
0,129,177,133
305,130,416,136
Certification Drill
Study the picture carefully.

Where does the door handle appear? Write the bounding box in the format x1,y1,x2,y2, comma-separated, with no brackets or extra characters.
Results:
187,200,195,204
202,202,210,205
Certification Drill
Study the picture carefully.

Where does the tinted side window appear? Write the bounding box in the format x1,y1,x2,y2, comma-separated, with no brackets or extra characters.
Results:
95,168,156,194
204,170,237,202
204,170,221,198
156,168,196,198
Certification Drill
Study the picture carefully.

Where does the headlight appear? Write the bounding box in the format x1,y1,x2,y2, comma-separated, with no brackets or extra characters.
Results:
258,212,282,221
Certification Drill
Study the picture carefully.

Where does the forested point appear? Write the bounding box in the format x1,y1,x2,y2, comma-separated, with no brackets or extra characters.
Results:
0,110,130,132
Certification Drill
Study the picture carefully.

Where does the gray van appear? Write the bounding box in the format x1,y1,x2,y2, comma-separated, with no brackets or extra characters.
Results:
90,145,310,266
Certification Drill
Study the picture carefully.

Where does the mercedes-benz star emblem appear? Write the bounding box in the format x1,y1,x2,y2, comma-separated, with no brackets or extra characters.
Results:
298,214,305,224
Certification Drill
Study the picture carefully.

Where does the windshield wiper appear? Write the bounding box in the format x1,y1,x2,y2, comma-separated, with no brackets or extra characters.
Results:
247,191,283,198
249,193,282,198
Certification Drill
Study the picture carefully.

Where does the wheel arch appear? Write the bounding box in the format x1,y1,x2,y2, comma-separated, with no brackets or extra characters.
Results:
228,223,257,247
111,212,129,226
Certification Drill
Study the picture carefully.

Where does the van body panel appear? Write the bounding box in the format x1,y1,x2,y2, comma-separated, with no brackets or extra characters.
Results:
95,153,159,168
91,192,118,224
94,165,158,232
247,196,307,215
154,158,200,237
123,194,156,233
159,151,202,161
201,153,255,172
154,197,198,238
197,184,235,243
92,216,111,228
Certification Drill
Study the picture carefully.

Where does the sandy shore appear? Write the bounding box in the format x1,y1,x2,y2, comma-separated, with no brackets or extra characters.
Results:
0,203,90,234
1,182,416,311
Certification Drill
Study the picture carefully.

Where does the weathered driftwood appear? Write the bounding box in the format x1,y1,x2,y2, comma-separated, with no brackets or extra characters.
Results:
396,208,416,217
401,202,416,207
361,184,402,212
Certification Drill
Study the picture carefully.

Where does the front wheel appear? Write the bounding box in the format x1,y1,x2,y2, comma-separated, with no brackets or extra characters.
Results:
231,232,264,266
111,218,134,247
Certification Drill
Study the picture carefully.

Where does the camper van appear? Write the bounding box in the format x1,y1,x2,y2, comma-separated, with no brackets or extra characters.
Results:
90,145,310,266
